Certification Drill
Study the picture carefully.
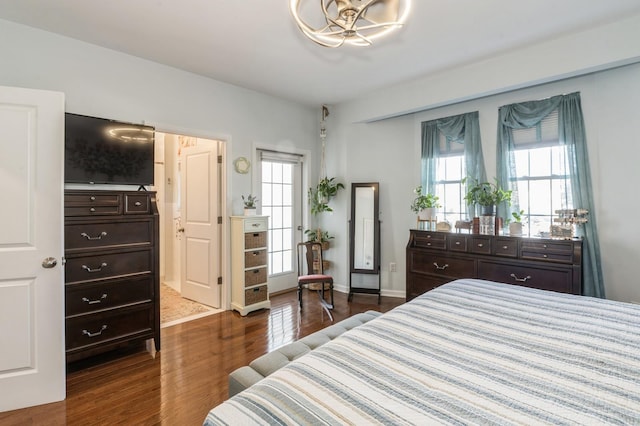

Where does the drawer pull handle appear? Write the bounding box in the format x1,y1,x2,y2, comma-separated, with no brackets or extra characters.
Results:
543,254,548,258
82,294,108,304
253,270,260,274
252,252,260,256
252,223,260,227
455,241,461,245
90,196,96,201
502,245,508,250
426,242,431,246
81,231,107,240
90,207,96,212
433,262,449,270
477,243,484,248
135,201,142,207
82,325,107,338
82,262,108,273
510,273,531,282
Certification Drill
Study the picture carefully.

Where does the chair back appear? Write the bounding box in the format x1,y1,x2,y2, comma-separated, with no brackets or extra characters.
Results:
297,242,325,276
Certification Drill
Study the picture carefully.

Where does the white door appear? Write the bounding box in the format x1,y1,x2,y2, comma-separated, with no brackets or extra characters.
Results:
180,143,221,308
0,86,65,412
258,152,303,293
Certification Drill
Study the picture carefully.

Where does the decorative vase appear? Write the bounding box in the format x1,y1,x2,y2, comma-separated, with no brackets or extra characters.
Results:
244,208,256,216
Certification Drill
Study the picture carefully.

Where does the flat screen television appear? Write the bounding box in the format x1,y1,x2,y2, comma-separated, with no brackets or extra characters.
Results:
65,113,155,186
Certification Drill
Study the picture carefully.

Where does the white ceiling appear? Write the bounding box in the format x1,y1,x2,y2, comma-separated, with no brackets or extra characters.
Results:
1,0,640,107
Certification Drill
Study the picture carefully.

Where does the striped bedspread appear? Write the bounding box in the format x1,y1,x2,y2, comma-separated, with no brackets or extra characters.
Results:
204,279,640,425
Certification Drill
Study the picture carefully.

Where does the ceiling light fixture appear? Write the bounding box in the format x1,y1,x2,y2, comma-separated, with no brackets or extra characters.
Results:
290,0,412,48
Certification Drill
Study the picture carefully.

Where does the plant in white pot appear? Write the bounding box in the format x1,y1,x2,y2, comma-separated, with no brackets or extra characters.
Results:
242,194,258,216
410,186,440,221
509,209,525,236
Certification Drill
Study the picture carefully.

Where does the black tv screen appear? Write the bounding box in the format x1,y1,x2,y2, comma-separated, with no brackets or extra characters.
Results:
65,113,155,186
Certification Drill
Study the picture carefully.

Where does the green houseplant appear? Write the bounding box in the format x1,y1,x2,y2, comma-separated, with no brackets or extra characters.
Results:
410,185,440,214
242,194,258,215
308,177,345,214
509,209,525,236
462,178,512,216
304,228,334,251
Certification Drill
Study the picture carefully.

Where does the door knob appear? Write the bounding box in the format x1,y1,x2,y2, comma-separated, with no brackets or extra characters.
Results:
42,257,57,268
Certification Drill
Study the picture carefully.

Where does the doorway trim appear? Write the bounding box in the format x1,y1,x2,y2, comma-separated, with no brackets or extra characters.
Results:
153,123,230,310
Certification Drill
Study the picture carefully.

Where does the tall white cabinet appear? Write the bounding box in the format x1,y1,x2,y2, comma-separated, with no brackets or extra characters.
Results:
230,216,270,316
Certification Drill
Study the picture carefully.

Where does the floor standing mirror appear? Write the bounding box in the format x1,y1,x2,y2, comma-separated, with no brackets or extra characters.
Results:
348,182,381,303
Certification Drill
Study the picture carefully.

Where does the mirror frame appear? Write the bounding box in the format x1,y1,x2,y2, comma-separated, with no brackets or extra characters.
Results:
349,182,380,274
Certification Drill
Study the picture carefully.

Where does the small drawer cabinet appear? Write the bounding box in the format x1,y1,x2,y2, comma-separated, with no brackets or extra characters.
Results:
64,190,160,363
231,216,270,316
406,230,582,301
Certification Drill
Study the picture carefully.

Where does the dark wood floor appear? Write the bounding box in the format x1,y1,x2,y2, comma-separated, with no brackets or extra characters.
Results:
0,290,404,425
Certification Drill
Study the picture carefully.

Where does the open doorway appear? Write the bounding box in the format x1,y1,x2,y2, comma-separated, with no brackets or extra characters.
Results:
155,132,226,326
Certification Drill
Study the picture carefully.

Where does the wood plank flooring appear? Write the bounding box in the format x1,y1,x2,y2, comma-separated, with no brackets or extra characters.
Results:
0,290,404,425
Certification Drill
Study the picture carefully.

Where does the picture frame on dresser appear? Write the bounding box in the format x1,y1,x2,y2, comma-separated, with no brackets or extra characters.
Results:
64,190,160,364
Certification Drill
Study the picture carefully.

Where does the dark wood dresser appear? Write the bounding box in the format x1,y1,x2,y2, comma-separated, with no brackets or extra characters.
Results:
406,230,582,301
64,190,160,363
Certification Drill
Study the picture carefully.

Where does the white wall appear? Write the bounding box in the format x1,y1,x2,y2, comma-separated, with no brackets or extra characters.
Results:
326,62,640,303
0,19,319,308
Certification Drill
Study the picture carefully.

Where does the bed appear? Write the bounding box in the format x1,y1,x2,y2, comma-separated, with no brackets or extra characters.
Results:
204,278,640,425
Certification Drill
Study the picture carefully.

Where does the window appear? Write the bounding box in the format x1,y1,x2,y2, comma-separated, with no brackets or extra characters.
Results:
434,133,467,224
259,150,302,278
510,109,573,237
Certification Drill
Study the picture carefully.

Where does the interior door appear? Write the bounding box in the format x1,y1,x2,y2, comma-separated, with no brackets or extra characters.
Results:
0,86,65,411
180,143,221,308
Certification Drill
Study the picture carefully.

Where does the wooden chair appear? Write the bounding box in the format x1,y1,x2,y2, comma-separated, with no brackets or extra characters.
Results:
297,242,334,321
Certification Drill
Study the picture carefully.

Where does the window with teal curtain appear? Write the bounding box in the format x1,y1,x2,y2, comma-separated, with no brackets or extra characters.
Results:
421,112,485,222
496,92,604,298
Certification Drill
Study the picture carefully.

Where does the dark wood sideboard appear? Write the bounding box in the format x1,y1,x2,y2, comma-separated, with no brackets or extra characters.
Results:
406,230,582,301
64,190,160,363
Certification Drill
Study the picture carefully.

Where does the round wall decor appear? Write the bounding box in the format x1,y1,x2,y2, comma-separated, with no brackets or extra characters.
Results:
234,157,251,174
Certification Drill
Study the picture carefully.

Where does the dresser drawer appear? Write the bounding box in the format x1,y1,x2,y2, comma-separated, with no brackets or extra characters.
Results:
406,275,450,301
412,231,446,250
408,251,475,278
448,235,468,252
477,260,575,294
125,194,151,214
244,249,267,268
65,249,152,284
521,240,575,263
244,218,267,232
65,193,121,207
469,236,492,255
66,275,153,316
244,267,267,287
245,285,268,305
494,238,518,258
65,220,153,251
65,205,121,217
245,231,267,249
65,304,153,353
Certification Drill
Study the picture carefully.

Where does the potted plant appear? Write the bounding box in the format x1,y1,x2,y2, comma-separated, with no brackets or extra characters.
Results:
242,194,258,216
509,209,525,236
304,228,334,251
410,185,440,221
308,177,345,214
462,177,512,216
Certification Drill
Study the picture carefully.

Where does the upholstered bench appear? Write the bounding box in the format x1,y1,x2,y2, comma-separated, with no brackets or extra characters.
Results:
228,310,382,397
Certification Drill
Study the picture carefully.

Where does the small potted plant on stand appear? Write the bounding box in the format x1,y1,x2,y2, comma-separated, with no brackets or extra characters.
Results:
242,194,258,216
463,178,512,235
304,228,333,251
410,185,440,230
